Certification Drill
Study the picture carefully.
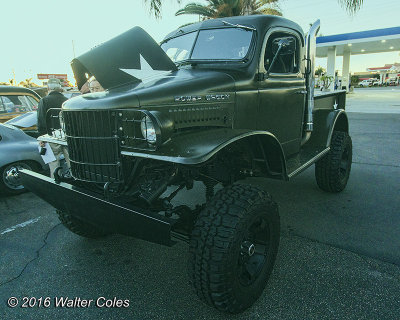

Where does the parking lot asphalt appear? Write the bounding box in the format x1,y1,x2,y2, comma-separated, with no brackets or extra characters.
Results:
1,88,399,319
346,87,400,113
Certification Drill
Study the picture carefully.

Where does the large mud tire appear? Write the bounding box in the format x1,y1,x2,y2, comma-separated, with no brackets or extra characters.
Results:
315,131,352,193
188,184,280,313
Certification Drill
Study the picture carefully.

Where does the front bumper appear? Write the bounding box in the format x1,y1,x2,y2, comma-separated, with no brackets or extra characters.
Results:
19,169,175,246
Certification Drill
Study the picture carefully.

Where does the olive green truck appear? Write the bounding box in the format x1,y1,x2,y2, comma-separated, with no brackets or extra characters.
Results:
21,15,352,313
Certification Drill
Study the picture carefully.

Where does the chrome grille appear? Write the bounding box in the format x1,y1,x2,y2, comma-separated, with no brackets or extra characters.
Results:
63,110,122,183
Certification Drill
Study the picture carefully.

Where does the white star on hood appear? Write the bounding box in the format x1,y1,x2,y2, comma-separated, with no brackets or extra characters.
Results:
120,54,172,82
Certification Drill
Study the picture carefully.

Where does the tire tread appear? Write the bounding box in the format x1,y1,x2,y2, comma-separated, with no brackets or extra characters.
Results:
189,184,279,313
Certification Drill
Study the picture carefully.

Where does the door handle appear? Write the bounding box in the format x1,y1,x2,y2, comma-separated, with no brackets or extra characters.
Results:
295,90,307,94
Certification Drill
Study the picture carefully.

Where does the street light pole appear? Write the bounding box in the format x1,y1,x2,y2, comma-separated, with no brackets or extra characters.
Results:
72,40,76,59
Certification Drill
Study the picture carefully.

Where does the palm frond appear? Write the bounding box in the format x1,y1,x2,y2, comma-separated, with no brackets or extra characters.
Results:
338,0,364,14
255,7,282,16
144,0,162,19
175,3,215,17
145,0,182,19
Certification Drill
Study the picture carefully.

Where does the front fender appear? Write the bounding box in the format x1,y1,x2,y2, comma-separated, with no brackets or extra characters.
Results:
121,128,284,166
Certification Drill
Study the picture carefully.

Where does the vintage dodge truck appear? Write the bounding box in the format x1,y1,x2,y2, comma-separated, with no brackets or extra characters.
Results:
20,15,352,313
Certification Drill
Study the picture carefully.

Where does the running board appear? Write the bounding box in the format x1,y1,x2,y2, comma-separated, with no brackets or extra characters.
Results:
286,147,330,179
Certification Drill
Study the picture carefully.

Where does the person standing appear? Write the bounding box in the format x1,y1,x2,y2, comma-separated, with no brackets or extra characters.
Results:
88,78,104,93
37,79,67,135
37,79,69,178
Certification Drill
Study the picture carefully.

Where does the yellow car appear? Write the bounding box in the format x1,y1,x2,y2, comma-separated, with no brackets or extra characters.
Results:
0,86,41,123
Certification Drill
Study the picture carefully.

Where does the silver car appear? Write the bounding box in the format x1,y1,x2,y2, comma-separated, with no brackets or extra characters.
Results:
0,123,46,195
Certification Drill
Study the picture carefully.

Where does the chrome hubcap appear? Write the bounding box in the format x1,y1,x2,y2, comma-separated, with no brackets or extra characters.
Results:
3,163,30,190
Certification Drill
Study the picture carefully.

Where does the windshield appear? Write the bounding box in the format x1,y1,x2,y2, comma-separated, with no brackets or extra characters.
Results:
161,28,253,63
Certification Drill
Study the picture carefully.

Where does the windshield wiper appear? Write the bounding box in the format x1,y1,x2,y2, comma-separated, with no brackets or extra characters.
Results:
222,21,256,31
175,60,198,67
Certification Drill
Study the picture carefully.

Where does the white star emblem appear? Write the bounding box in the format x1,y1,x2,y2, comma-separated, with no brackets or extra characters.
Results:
333,100,338,109
120,54,173,82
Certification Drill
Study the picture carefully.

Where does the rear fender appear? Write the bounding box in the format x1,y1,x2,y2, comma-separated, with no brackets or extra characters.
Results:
307,109,349,148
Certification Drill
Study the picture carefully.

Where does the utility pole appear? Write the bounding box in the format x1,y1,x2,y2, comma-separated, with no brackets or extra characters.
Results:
72,40,76,58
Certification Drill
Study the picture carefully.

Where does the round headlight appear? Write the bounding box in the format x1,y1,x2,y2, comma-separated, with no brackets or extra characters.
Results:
141,115,157,144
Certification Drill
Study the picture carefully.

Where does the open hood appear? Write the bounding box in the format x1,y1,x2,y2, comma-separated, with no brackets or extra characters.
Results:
71,26,177,90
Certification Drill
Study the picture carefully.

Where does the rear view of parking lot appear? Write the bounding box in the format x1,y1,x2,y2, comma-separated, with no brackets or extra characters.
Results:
1,87,399,320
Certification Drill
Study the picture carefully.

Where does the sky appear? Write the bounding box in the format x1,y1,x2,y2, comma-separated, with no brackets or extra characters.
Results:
1,0,399,85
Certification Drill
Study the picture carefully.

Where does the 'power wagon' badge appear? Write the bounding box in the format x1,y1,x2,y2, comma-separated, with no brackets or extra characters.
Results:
174,94,230,103
174,96,202,102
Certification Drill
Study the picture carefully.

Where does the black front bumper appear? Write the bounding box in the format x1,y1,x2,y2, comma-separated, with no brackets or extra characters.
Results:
20,170,175,246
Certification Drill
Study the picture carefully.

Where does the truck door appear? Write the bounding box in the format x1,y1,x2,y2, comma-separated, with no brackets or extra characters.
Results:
258,28,306,157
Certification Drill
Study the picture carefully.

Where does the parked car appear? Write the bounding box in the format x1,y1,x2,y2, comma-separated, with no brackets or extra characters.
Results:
358,79,378,87
0,123,46,195
0,86,41,123
5,111,39,137
4,88,79,137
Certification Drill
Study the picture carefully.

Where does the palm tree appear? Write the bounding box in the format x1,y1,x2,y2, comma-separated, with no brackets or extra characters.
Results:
175,0,282,18
175,0,243,19
145,0,364,18
144,0,182,19
242,0,282,16
315,66,325,76
19,78,39,88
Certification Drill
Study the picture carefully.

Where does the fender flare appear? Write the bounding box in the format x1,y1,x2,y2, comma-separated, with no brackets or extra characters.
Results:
121,128,287,178
308,109,349,148
327,110,349,146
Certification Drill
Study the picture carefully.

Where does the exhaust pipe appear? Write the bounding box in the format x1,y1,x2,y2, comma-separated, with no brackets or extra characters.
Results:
302,20,320,145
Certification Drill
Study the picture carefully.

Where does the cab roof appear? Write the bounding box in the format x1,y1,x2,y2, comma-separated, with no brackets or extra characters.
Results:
163,15,304,42
0,86,41,99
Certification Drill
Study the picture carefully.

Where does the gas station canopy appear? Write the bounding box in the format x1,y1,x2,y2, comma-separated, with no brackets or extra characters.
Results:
316,26,400,57
315,26,400,90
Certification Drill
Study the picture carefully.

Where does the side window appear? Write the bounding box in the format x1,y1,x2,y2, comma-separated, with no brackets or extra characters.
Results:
0,97,5,113
264,32,299,74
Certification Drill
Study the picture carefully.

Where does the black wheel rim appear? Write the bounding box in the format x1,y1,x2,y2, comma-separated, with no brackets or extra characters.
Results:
238,217,270,286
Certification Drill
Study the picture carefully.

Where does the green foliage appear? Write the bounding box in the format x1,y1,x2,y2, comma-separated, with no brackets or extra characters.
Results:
320,75,334,89
315,66,325,76
350,75,359,85
19,78,39,88
145,0,182,19
176,0,282,18
338,0,364,14
145,0,364,18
